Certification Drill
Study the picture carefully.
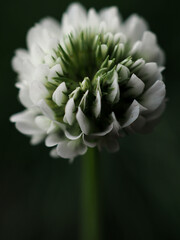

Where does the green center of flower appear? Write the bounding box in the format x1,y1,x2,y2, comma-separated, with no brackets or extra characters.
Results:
55,29,127,82
45,28,145,127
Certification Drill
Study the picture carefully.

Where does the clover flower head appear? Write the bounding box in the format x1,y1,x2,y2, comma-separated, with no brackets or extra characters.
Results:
10,3,166,160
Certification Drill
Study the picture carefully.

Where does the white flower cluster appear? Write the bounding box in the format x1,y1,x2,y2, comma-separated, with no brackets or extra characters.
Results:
10,3,166,160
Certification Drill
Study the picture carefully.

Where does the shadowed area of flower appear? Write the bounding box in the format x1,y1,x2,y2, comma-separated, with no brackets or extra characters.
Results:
10,3,166,160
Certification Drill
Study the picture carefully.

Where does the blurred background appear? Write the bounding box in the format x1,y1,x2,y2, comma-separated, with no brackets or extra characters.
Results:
1,0,180,239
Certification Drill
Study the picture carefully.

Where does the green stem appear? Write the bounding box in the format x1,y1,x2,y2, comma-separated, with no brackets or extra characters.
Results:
81,147,101,240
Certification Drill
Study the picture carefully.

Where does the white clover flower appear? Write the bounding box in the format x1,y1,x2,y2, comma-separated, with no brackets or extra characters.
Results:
10,3,166,160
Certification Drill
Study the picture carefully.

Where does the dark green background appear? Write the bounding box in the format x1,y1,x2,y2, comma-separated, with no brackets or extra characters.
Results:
1,0,180,239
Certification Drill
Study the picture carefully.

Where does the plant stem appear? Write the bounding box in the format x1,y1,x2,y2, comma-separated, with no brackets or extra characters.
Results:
81,147,101,240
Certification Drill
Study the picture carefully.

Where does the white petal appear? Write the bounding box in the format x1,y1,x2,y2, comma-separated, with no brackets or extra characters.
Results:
30,44,44,65
117,64,130,80
76,107,91,135
64,123,82,140
10,110,35,122
15,122,41,135
48,64,63,83
52,82,67,106
40,17,61,35
10,109,44,135
62,3,87,32
12,49,30,73
99,21,107,33
30,134,45,145
12,50,34,81
125,74,145,97
35,115,51,131
46,121,58,134
139,103,148,113
131,31,165,65
110,112,121,134
140,80,166,111
30,80,49,104
130,58,145,72
114,32,127,44
100,7,121,32
18,83,33,108
138,62,162,88
38,99,54,120
33,64,49,83
112,43,124,59
107,71,120,103
91,123,113,137
44,55,55,67
87,8,100,28
123,14,148,44
146,100,166,121
45,134,62,147
79,90,89,111
10,110,42,135
27,25,46,51
27,18,61,52
64,98,76,125
50,148,59,158
130,40,142,55
93,90,101,118
69,87,81,100
122,100,140,127
57,139,87,159
65,130,83,140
